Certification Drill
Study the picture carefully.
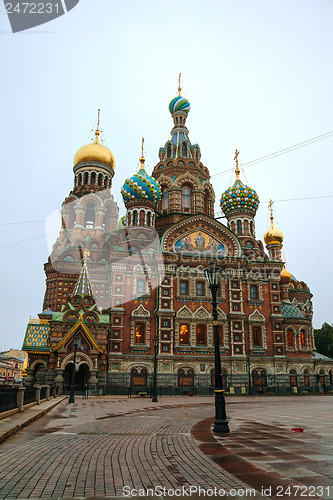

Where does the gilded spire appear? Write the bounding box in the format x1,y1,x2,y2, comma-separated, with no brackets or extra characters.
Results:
178,73,182,96
140,137,145,167
73,250,93,296
234,149,240,180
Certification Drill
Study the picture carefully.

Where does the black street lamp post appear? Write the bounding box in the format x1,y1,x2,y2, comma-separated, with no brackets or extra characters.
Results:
68,336,80,404
152,335,158,403
205,262,230,434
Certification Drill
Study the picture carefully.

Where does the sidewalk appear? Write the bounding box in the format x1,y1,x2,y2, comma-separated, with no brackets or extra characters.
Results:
0,396,66,444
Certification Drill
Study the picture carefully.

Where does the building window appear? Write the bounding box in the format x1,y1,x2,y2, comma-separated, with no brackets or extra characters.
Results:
287,329,294,348
237,220,242,235
300,330,306,347
137,279,146,295
178,368,194,387
250,285,258,300
252,369,267,387
232,281,239,289
196,325,206,345
253,327,262,347
180,281,189,295
135,323,145,344
133,211,138,225
196,282,205,296
182,187,192,213
161,189,168,213
179,324,190,345
84,202,95,228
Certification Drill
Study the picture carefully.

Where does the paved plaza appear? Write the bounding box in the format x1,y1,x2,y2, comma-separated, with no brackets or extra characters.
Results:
0,395,332,499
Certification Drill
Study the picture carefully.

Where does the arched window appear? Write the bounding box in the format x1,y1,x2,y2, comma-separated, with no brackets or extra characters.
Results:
182,187,192,213
182,143,187,156
250,285,258,300
104,176,108,189
204,189,210,216
179,324,190,345
147,212,151,226
300,330,306,347
167,144,172,158
196,325,206,345
161,189,168,213
250,221,254,235
78,173,82,185
84,202,95,228
253,327,262,347
133,210,138,225
287,329,294,348
135,323,145,344
244,220,249,235
91,172,96,185
84,172,88,184
98,173,103,186
139,210,145,225
289,369,297,387
330,370,333,385
230,221,235,233
237,220,242,235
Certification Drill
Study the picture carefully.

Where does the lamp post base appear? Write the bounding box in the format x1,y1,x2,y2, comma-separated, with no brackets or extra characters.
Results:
152,395,158,403
68,395,75,404
214,389,230,433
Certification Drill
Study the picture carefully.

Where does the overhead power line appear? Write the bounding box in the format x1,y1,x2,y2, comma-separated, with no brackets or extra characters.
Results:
211,130,333,179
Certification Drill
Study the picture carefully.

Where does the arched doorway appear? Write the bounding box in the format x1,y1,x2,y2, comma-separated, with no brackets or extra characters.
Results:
178,368,194,387
63,362,89,390
252,369,267,390
289,369,297,388
33,363,46,384
130,368,147,387
210,369,227,388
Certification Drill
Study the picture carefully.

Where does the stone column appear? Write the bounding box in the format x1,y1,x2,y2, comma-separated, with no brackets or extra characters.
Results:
35,385,41,405
45,385,51,401
16,386,25,412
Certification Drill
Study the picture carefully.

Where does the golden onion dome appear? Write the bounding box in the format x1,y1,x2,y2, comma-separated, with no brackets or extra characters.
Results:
73,130,115,170
263,216,284,245
280,267,292,284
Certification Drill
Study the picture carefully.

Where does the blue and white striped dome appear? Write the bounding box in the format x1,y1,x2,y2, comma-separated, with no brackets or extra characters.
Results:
121,167,161,204
169,96,191,115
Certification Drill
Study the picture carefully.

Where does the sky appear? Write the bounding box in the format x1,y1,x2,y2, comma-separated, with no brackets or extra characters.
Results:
0,0,332,350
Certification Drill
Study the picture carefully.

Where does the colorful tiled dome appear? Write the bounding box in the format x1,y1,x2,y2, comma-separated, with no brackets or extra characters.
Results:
220,179,260,216
121,167,161,204
169,96,191,115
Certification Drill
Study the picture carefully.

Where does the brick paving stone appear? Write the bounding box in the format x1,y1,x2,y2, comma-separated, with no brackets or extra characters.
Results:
0,396,332,499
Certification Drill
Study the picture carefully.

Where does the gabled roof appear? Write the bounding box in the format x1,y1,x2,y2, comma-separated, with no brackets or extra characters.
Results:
281,302,305,319
312,350,333,361
52,319,103,353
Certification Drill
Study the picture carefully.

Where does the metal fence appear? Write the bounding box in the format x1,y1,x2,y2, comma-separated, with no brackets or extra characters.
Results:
40,387,47,400
23,387,37,405
0,387,18,413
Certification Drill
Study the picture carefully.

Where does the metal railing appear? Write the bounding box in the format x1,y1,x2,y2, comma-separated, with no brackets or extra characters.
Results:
0,387,18,413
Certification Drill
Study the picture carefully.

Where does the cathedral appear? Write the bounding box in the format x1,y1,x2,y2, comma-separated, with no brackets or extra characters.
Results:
22,83,333,394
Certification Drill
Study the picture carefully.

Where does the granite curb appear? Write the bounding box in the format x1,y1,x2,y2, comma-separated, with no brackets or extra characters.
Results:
0,396,67,444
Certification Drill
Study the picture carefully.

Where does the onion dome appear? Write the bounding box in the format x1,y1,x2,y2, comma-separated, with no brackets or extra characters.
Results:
121,154,161,204
169,96,191,115
220,179,259,216
73,129,115,170
264,212,284,245
220,150,259,216
280,267,292,284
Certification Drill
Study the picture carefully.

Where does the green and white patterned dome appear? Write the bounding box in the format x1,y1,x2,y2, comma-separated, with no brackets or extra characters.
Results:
220,179,260,216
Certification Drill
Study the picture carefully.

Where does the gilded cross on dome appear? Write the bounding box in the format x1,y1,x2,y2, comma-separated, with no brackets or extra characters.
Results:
234,149,240,180
268,198,274,222
178,73,182,96
83,248,90,264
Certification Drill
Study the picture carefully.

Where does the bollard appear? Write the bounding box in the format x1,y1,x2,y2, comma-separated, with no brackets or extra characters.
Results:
17,386,25,412
241,387,246,394
229,387,235,394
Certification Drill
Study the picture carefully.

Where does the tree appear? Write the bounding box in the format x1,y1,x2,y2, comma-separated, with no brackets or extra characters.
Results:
314,323,333,359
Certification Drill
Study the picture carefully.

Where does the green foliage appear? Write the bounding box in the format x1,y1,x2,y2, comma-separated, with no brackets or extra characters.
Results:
314,322,333,359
